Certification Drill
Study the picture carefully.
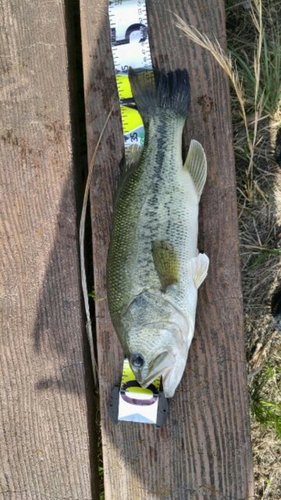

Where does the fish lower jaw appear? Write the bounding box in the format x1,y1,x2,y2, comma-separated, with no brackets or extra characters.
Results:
137,360,176,391
162,388,175,399
137,373,161,389
136,365,169,389
137,379,151,389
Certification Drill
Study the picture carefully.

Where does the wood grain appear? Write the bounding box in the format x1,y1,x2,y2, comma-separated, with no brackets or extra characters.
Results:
0,1,95,498
80,0,254,498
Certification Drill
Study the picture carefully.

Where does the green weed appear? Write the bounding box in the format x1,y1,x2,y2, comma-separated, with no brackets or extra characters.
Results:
250,363,281,438
243,246,281,268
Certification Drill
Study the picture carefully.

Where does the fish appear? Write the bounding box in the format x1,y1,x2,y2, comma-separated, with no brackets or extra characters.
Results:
107,68,209,398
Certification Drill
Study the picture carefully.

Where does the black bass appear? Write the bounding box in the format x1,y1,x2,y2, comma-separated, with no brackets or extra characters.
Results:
107,68,209,398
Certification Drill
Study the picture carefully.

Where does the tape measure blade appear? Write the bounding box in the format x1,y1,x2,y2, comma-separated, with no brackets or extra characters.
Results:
109,0,152,149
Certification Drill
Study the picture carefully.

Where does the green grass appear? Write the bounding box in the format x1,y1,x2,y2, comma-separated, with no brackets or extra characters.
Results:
245,247,281,269
250,363,281,438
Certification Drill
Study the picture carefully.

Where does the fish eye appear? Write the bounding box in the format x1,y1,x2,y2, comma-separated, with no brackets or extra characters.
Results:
131,353,144,368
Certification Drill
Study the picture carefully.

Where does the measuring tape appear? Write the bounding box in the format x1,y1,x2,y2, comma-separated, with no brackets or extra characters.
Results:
109,360,168,427
108,0,168,426
108,0,152,148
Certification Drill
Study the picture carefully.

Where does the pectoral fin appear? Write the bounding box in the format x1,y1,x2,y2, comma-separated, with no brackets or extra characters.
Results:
152,241,179,291
183,140,207,197
191,253,209,288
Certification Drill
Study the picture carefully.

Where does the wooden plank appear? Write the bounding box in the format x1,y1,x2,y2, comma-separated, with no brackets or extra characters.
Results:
0,2,95,499
80,0,254,498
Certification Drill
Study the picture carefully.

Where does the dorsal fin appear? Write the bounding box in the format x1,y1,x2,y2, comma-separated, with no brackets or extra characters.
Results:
183,140,207,197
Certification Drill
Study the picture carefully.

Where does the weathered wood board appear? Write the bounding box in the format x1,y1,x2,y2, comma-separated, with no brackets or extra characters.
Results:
81,0,254,499
0,2,95,499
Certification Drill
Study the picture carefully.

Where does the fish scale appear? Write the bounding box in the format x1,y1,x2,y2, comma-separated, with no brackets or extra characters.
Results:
109,119,188,315
133,133,197,298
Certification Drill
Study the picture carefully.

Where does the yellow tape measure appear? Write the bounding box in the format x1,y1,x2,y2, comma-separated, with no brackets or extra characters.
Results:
117,75,142,141
109,0,152,147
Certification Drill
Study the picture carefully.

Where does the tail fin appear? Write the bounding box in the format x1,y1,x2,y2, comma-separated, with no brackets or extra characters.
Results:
128,68,190,122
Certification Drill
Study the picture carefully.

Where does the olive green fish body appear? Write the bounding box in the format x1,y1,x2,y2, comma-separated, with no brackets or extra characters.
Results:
107,69,209,397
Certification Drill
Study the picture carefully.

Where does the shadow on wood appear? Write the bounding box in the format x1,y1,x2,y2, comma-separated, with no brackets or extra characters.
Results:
0,1,98,498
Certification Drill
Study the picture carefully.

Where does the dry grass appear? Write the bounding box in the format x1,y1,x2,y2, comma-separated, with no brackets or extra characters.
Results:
79,108,113,388
175,0,281,497
224,2,281,497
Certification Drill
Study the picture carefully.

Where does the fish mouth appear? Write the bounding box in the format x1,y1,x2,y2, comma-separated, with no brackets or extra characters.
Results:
137,351,175,388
